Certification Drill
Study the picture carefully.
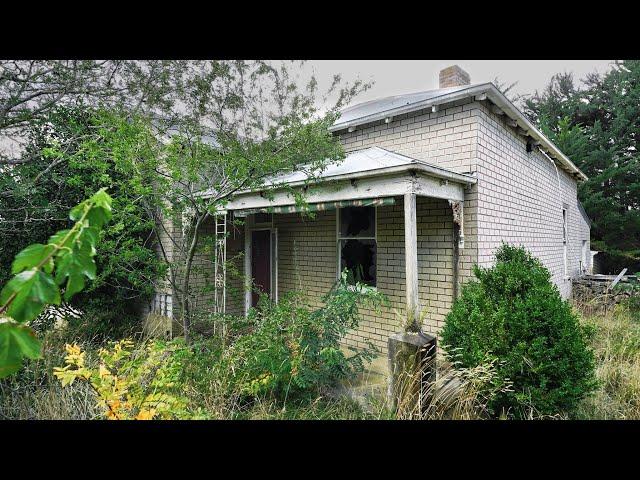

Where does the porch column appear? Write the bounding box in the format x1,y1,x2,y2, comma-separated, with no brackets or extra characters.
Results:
404,193,420,330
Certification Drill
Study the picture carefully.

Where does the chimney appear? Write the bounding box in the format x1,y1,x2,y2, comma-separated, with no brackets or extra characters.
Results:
439,65,471,88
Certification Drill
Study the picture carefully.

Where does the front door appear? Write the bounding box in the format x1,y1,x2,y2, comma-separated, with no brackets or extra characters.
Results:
251,230,271,307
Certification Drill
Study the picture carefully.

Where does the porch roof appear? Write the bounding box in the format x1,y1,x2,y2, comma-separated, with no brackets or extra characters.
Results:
259,146,475,187
205,147,476,214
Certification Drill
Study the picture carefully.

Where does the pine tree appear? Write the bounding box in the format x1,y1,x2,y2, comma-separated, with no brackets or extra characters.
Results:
523,61,640,272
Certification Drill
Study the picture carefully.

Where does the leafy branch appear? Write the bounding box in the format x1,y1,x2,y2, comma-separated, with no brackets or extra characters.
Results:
0,189,112,378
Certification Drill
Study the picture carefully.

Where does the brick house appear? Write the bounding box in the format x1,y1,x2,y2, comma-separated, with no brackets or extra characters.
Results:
152,65,591,353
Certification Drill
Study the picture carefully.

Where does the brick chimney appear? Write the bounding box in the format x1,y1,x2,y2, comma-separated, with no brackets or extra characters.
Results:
439,65,471,88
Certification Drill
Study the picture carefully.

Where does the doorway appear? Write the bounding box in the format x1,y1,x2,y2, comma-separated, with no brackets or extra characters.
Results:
250,229,274,307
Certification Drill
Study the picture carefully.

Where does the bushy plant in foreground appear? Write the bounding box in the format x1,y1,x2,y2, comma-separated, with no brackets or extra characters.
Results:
54,338,207,420
228,273,386,400
50,274,386,419
440,243,597,418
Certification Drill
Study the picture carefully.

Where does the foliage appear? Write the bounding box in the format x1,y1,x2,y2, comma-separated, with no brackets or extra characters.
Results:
0,331,99,420
223,273,385,400
440,244,597,418
0,107,165,338
0,190,112,378
46,276,385,419
53,339,205,420
577,300,640,419
522,61,640,272
0,61,371,342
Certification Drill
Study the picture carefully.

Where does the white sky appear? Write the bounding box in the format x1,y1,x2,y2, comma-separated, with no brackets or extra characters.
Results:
302,60,615,107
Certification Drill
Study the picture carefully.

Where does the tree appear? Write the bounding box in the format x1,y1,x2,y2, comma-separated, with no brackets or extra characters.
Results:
0,106,165,337
522,62,640,272
0,60,187,165
0,60,370,341
138,61,370,341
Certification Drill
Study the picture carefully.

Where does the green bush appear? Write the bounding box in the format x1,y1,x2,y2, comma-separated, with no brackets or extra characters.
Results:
440,244,597,418
227,274,385,400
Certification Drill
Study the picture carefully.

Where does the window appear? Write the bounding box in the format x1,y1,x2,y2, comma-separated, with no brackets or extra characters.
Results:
581,239,588,273
338,206,376,286
562,207,568,276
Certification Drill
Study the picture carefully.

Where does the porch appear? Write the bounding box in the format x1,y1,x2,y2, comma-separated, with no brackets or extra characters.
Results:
211,147,477,352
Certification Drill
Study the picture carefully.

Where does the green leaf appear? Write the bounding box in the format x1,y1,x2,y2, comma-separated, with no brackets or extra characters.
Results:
90,188,113,213
47,229,73,249
86,207,111,229
55,247,97,301
69,201,89,222
12,243,55,274
84,189,113,228
0,270,60,323
0,318,42,379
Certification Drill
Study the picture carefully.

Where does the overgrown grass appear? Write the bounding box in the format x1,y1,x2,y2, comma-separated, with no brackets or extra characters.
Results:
577,299,640,419
5,292,638,421
0,331,99,420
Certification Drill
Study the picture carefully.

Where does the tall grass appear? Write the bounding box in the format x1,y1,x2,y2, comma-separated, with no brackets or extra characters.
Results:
0,331,98,420
576,300,640,419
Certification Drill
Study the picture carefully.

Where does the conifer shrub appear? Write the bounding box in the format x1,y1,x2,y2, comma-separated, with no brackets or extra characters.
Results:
440,244,597,418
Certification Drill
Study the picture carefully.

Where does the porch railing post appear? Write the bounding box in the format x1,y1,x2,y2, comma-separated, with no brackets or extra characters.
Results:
404,192,420,330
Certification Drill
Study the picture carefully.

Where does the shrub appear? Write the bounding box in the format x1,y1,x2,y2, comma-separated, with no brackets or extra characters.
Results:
54,338,208,420
227,273,386,400
440,243,597,418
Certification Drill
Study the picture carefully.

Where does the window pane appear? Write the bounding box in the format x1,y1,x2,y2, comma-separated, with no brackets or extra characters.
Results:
339,206,375,238
340,239,376,286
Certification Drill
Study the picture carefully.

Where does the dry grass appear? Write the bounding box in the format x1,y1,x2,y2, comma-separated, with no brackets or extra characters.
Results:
576,300,640,419
389,350,514,420
0,332,99,420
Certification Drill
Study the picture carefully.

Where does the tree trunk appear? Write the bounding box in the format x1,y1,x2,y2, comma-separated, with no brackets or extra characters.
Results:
180,211,208,344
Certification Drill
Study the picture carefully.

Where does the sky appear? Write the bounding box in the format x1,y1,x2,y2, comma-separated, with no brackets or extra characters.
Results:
302,60,615,107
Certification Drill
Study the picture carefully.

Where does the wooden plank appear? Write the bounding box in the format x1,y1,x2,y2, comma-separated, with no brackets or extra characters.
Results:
608,268,628,291
404,192,420,329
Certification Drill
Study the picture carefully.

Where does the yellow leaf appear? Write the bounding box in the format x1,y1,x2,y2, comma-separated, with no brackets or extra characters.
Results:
136,408,156,420
99,364,111,378
65,343,81,356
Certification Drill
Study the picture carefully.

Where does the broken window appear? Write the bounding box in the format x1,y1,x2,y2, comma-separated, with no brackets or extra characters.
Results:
338,206,376,286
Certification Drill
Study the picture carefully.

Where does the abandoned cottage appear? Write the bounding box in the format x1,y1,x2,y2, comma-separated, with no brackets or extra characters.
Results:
150,65,592,354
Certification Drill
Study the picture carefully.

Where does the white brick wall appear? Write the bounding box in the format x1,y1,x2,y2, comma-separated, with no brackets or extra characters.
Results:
474,103,590,298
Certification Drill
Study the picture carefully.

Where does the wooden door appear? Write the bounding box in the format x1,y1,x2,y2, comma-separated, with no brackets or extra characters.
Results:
251,230,271,307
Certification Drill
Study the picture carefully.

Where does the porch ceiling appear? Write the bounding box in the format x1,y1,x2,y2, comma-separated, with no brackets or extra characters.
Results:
218,147,475,213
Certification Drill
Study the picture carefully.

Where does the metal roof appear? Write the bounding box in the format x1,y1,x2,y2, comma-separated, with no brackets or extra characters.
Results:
198,146,475,199
333,85,471,130
259,146,475,187
330,83,588,182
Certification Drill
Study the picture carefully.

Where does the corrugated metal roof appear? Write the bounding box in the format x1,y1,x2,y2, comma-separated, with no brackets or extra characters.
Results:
334,85,471,129
198,146,475,199
261,146,471,186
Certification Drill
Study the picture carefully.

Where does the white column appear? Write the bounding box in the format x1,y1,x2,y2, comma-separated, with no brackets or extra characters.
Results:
404,193,419,328
244,215,252,316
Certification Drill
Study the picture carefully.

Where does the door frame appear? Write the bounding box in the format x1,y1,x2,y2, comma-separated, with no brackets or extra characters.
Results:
244,225,278,315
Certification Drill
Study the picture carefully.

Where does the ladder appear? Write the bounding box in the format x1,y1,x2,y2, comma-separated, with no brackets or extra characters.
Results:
213,212,227,319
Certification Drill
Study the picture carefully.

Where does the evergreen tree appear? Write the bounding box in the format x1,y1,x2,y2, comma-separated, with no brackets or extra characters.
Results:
523,61,640,272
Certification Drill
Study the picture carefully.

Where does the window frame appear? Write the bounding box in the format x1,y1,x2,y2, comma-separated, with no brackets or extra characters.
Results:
336,205,378,289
